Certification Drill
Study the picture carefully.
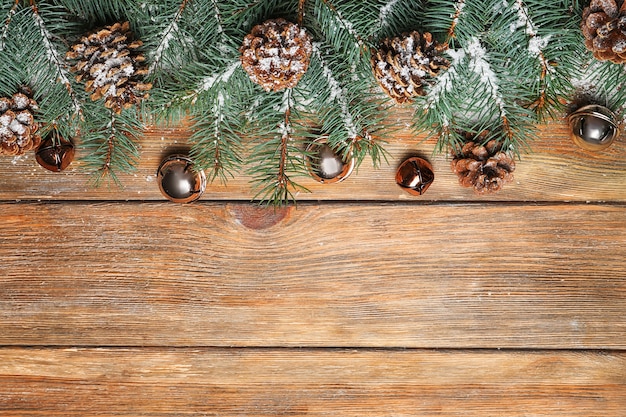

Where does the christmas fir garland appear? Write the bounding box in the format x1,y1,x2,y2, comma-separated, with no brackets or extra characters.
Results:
0,0,624,204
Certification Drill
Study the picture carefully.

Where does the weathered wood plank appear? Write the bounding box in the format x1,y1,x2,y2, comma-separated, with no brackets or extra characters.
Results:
1,202,625,348
0,121,625,201
0,348,624,416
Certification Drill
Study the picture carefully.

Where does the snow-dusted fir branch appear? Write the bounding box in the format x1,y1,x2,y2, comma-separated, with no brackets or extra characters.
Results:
425,48,464,110
510,0,553,112
264,88,297,203
148,0,189,75
163,60,240,108
447,0,466,39
210,0,226,44
102,112,117,176
30,6,81,115
511,1,551,63
377,0,400,34
320,0,365,49
198,61,240,97
201,88,233,178
0,1,19,52
298,0,306,25
466,37,508,123
312,43,357,141
277,112,292,188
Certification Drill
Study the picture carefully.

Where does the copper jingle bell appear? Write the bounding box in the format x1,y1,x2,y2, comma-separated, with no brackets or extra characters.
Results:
396,156,434,196
568,104,619,151
35,135,75,172
305,136,355,184
156,154,206,203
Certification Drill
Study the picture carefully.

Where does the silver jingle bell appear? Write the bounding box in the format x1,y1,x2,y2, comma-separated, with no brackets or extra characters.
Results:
305,136,355,184
156,154,207,203
568,104,619,151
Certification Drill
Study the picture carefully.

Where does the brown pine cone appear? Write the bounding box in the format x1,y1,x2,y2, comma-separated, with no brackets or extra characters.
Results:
451,133,516,194
372,31,449,104
0,89,41,156
240,18,312,92
582,0,626,63
66,21,152,113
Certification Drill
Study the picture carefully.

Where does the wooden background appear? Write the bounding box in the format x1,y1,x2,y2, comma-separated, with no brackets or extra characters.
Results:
1,109,625,415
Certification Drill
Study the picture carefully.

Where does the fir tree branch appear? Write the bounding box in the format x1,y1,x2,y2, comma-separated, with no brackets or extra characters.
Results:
447,0,466,40
0,0,19,52
377,0,400,33
147,0,189,75
511,0,554,116
425,49,463,111
83,107,141,185
466,37,512,140
319,0,365,50
190,60,240,104
298,0,306,25
102,112,116,178
29,3,81,116
210,0,226,43
312,42,356,143
249,88,308,206
277,106,291,194
188,68,244,182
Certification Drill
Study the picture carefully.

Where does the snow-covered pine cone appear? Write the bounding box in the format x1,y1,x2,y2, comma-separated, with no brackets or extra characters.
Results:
582,0,626,63
240,18,312,92
451,133,516,194
0,89,41,156
66,21,152,113
372,31,450,104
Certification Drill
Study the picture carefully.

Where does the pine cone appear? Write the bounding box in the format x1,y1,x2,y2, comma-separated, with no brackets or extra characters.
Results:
66,21,152,113
0,89,41,156
582,0,626,63
372,31,449,104
451,133,516,194
240,18,312,92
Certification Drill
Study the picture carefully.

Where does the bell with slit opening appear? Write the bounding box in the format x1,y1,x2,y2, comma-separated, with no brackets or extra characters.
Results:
156,154,206,203
35,134,75,172
305,137,354,184
396,156,434,196
568,104,619,151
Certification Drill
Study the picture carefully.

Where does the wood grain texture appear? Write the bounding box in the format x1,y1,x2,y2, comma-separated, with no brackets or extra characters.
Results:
1,201,625,348
0,121,625,202
1,348,624,416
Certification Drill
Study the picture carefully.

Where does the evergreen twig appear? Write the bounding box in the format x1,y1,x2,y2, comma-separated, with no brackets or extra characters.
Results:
0,1,19,52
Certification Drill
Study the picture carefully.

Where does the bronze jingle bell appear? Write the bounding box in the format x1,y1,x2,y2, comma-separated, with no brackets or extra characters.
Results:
156,154,206,203
568,104,619,151
35,135,75,172
396,156,434,196
305,136,355,184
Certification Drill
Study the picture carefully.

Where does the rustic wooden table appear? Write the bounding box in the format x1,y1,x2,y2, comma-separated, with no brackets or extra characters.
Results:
1,113,625,415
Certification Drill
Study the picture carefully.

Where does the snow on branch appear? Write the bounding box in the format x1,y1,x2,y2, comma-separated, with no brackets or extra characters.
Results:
377,0,400,32
200,61,240,92
276,89,294,189
148,0,189,75
425,48,465,110
466,37,508,121
510,0,552,59
448,0,466,39
313,43,358,140
321,0,364,49
510,0,553,113
31,7,81,115
0,2,19,52
174,60,240,106
210,0,226,43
